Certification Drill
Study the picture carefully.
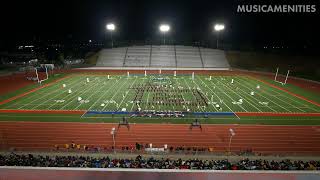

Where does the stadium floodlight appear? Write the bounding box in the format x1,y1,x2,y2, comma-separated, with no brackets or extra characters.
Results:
106,23,115,31
106,23,116,48
159,24,170,45
159,24,170,32
214,23,225,49
214,24,225,31
228,128,235,153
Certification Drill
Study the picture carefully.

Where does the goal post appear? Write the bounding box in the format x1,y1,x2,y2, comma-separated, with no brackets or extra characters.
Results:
274,67,290,85
37,64,54,84
274,67,279,81
284,70,290,84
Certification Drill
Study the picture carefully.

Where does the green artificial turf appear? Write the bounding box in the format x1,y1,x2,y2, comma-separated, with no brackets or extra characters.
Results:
0,74,319,125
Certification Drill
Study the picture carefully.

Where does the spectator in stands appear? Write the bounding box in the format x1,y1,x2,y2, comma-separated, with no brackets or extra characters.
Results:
83,145,87,151
64,143,69,150
76,144,81,150
71,142,76,149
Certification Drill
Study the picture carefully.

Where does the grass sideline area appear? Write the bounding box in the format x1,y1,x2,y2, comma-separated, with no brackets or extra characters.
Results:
0,113,320,125
0,73,67,102
260,77,320,103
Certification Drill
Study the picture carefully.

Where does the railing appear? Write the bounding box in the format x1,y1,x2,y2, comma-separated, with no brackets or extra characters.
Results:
198,46,204,68
149,44,152,67
123,47,129,66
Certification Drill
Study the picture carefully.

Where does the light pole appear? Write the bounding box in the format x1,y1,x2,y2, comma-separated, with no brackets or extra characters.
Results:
106,23,115,48
110,127,116,153
159,24,170,45
214,24,225,49
228,128,236,153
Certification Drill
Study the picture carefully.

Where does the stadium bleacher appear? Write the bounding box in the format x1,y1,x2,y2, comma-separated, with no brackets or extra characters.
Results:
96,47,127,66
124,46,151,67
96,45,230,69
151,45,176,67
201,48,230,68
176,45,203,68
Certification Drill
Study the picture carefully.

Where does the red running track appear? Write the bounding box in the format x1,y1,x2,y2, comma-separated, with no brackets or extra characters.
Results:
0,122,320,155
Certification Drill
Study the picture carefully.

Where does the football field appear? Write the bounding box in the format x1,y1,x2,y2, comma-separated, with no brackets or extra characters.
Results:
0,74,319,115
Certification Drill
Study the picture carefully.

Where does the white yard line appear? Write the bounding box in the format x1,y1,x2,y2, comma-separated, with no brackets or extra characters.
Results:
235,77,293,112
243,77,317,112
205,76,248,112
146,88,150,110
5,76,76,109
6,76,77,109
87,77,119,111
182,77,203,112
101,77,129,111
179,81,188,112
191,76,218,112
74,77,115,110
197,76,238,113
215,77,268,112
17,77,83,110
130,78,147,112
4,103,68,106
25,77,84,110
172,78,188,111
58,78,102,110
236,77,294,110
45,78,98,110
117,78,138,111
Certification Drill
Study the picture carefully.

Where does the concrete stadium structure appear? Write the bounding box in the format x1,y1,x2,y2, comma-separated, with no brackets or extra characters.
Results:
95,45,230,70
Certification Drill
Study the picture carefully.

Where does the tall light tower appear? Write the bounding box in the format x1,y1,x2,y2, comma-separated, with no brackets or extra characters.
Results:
228,128,236,153
159,24,170,45
106,23,116,48
214,24,225,49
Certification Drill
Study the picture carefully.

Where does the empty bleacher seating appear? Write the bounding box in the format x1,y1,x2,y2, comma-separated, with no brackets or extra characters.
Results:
96,48,126,66
151,45,176,67
124,46,150,67
200,48,230,68
175,46,202,68
96,45,230,69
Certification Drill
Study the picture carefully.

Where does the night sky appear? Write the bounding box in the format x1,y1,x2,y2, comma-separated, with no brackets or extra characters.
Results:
0,0,319,49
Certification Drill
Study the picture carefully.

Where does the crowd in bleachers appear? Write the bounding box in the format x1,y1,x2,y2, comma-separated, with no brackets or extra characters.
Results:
0,153,319,170
53,142,256,156
54,142,223,154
